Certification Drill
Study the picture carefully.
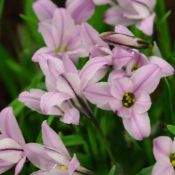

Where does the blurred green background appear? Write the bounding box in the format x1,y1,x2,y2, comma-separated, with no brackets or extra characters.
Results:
0,0,175,175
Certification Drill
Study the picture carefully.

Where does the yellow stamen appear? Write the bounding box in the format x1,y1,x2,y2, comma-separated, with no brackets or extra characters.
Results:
131,63,138,72
122,92,136,108
172,160,175,167
58,165,68,171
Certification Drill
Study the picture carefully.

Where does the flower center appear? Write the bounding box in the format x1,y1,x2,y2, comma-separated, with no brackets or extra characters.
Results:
170,153,175,169
56,46,68,53
131,63,138,72
57,165,68,171
122,92,136,108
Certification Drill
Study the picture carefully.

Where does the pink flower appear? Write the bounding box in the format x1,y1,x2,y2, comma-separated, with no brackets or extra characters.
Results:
152,136,175,175
19,55,80,125
24,121,87,175
0,107,26,175
33,0,57,21
66,0,95,24
32,8,86,63
19,53,108,125
100,26,174,77
84,64,162,140
33,0,95,24
19,89,80,125
105,0,156,35
93,0,110,5
81,23,108,54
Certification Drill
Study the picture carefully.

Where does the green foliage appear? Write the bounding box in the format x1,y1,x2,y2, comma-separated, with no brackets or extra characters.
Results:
0,0,4,18
108,165,117,175
136,166,153,175
167,125,175,135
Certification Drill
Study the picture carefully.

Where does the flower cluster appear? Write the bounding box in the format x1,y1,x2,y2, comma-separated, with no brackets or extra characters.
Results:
0,0,174,174
19,1,173,141
0,107,91,175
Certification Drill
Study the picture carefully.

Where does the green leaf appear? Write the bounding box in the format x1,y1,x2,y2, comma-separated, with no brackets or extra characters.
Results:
167,125,175,135
108,165,117,175
136,166,153,175
88,5,110,32
62,134,85,146
0,0,4,18
0,46,18,98
155,0,172,58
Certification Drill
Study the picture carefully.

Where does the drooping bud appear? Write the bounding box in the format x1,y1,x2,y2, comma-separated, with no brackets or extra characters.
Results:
100,32,149,49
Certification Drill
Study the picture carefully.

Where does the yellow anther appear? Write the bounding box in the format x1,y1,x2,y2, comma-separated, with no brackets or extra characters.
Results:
122,92,136,108
131,63,138,71
58,165,68,171
124,103,128,106
172,160,175,167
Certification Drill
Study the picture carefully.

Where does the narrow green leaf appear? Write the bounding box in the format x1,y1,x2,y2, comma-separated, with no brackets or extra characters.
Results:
62,134,85,146
155,0,172,58
0,46,18,98
167,125,175,135
0,0,4,18
108,165,117,175
158,10,172,25
136,166,153,175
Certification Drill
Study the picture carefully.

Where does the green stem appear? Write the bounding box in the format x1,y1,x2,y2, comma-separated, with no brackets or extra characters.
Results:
155,0,172,59
164,78,174,124
78,99,123,173
89,114,123,174
90,115,116,164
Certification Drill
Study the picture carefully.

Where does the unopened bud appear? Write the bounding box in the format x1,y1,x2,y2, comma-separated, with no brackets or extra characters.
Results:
100,32,149,49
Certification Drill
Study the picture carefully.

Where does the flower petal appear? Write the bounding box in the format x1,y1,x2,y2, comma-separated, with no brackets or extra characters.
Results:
32,169,68,175
105,6,135,26
134,91,152,113
68,154,80,174
0,163,13,174
0,138,23,164
52,8,75,48
33,0,57,21
40,92,70,115
24,143,55,171
32,47,53,62
123,112,151,140
108,70,126,82
115,25,134,36
136,13,155,35
42,121,69,156
56,74,79,98
110,77,134,99
112,47,134,69
93,0,109,5
39,22,57,49
153,136,173,161
81,23,107,53
149,56,174,77
15,157,26,175
117,107,133,119
19,89,45,113
131,64,161,94
152,161,174,175
66,0,95,24
80,56,111,90
83,82,113,110
38,54,64,91
0,107,25,145
62,108,80,125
